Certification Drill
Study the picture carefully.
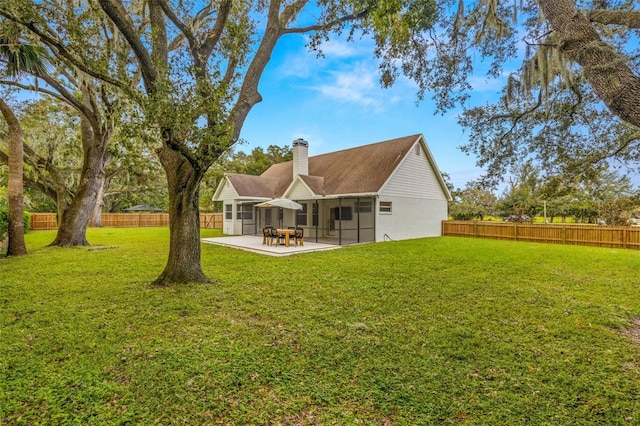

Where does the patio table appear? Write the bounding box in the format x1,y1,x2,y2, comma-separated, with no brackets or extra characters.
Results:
276,229,296,247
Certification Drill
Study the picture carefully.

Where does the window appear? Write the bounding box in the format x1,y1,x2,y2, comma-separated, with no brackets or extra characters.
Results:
379,201,392,214
296,203,308,226
225,204,232,220
355,201,372,213
333,206,352,221
236,205,253,220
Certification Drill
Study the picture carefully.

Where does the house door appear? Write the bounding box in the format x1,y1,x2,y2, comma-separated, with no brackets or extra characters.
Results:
327,205,336,235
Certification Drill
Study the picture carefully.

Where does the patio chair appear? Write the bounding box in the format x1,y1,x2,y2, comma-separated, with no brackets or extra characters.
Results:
270,227,284,246
293,227,304,246
263,226,276,246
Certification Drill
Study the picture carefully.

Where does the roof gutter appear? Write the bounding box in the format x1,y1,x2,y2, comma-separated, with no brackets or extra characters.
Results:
314,193,379,200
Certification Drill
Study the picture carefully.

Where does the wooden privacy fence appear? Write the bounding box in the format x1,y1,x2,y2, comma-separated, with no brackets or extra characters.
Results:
29,212,223,230
199,213,222,229
97,213,169,227
29,213,58,230
442,220,640,250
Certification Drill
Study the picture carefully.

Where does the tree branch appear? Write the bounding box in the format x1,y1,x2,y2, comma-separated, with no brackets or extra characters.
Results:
155,0,196,50
155,0,206,76
494,89,544,145
227,1,282,144
0,9,129,90
148,0,168,68
588,10,640,28
38,73,100,130
282,9,368,34
96,0,158,92
199,0,233,63
584,131,640,165
539,0,640,129
0,79,67,105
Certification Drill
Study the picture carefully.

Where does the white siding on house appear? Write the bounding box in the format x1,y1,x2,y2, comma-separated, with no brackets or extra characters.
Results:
380,141,447,200
376,196,448,241
286,179,316,200
217,179,239,200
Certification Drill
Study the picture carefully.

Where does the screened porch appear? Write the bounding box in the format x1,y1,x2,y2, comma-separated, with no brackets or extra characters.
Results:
236,197,376,245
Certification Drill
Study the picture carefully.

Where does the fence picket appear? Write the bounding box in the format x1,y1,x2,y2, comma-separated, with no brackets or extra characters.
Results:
442,221,640,250
29,212,223,230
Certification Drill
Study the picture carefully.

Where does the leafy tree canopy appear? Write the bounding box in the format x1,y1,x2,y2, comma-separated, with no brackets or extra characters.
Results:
449,180,497,220
369,0,640,186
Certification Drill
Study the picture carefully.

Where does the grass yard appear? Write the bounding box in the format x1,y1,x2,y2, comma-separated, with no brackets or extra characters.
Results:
1,228,640,425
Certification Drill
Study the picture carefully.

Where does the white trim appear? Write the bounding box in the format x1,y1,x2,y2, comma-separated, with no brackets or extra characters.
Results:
305,192,379,200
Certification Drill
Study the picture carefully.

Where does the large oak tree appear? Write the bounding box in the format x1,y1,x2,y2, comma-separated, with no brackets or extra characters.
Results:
373,0,640,185
0,9,133,247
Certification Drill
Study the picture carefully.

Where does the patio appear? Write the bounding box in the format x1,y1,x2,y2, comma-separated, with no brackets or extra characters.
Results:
201,235,341,257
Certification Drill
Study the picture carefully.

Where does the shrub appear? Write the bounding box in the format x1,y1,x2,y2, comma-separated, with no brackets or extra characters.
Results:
0,208,30,241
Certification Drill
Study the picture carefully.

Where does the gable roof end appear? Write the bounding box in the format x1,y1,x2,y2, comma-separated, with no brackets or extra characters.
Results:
213,173,281,200
378,134,453,201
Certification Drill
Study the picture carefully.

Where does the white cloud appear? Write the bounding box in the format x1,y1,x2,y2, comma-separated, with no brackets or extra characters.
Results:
318,68,377,106
276,36,364,79
311,62,402,111
313,38,358,58
278,52,314,79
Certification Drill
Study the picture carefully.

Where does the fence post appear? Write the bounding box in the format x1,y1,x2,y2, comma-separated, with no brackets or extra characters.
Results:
474,221,478,238
623,227,627,249
514,224,518,240
562,226,566,245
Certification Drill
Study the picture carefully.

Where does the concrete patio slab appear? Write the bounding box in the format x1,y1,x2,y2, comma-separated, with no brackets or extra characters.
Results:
201,235,341,257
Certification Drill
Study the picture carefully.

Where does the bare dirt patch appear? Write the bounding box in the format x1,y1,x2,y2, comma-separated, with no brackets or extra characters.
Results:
621,317,640,345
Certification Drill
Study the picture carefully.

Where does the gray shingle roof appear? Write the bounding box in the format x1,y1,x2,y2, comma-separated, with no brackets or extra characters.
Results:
227,134,423,197
225,174,280,198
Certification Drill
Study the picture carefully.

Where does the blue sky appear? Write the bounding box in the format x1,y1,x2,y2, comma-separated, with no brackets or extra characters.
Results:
238,32,505,190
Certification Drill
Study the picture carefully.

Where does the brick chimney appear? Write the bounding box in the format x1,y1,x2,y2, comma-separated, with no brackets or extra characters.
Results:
292,138,309,177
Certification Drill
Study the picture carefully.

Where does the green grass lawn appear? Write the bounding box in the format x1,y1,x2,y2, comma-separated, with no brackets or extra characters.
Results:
2,228,640,425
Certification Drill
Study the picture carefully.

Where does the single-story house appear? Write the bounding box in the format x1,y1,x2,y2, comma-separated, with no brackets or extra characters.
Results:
212,134,452,245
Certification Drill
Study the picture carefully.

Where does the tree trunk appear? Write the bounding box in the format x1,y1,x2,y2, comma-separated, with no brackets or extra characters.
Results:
90,176,106,227
539,0,640,129
50,118,108,246
152,145,209,285
0,98,27,256
49,147,106,246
